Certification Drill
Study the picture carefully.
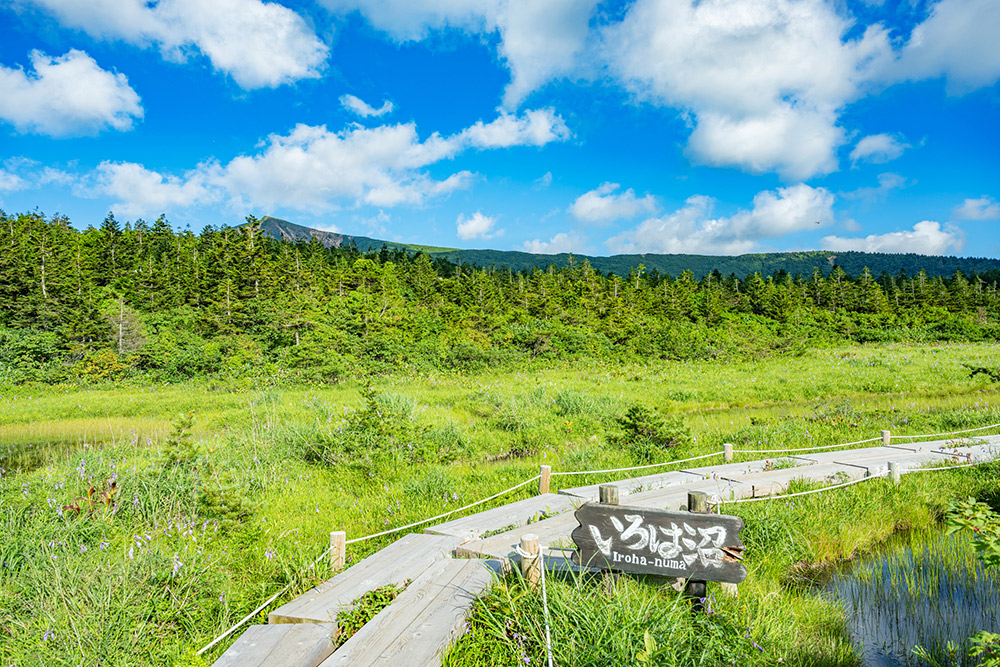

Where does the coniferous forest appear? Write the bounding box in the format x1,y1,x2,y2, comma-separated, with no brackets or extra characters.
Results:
3,209,1000,385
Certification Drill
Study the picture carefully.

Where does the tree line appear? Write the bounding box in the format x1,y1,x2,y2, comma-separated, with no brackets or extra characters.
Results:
2,210,999,384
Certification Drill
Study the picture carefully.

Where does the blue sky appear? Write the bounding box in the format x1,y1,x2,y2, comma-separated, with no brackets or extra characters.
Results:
1,0,997,257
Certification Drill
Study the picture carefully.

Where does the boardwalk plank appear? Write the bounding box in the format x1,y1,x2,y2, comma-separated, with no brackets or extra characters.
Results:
269,533,461,625
425,493,577,542
320,558,494,667
212,623,335,667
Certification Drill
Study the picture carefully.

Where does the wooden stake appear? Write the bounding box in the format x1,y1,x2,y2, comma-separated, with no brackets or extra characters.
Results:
882,429,891,445
599,485,619,505
539,465,551,495
684,491,709,610
330,531,346,571
723,443,734,462
888,461,900,485
520,533,541,590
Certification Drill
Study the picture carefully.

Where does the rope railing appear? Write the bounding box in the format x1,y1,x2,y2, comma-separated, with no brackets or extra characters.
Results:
889,422,1000,441
732,436,882,454
549,450,722,477
196,422,999,658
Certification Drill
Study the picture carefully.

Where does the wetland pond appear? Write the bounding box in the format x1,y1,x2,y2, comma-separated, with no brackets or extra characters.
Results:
825,529,999,666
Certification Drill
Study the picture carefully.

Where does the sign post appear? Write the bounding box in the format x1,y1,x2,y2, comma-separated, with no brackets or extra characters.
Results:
571,499,746,589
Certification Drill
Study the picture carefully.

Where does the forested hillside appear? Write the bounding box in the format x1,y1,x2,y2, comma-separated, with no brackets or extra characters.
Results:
3,210,1000,385
258,216,1000,279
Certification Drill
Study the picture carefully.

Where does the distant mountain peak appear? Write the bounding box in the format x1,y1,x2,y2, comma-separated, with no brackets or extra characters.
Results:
254,217,1000,280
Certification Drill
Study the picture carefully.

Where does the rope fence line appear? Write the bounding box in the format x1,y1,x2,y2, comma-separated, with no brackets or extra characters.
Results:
889,421,1000,441
196,423,999,658
345,475,542,545
549,451,722,477
732,437,882,454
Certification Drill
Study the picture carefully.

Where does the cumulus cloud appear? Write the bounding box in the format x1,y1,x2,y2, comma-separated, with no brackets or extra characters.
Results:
844,172,907,203
569,182,656,225
894,0,1000,93
85,108,570,215
457,108,571,148
25,0,328,89
0,169,28,193
850,133,909,164
456,211,500,239
94,161,217,216
520,232,587,254
821,220,964,255
0,49,142,136
319,0,599,107
606,184,835,255
340,94,394,117
602,0,893,180
953,196,1000,221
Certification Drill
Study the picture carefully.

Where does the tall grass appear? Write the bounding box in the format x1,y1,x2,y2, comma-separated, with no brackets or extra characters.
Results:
0,342,998,664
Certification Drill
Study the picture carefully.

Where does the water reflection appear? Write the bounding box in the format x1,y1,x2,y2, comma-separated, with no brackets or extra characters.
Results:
826,530,1000,666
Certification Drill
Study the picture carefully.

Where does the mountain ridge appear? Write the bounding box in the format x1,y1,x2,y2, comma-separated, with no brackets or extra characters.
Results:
257,216,1000,279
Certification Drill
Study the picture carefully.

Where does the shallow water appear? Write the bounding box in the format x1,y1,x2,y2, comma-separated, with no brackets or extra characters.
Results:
826,530,1000,666
0,439,89,474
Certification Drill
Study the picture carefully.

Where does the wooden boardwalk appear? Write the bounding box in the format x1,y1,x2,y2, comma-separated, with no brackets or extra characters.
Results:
212,434,998,666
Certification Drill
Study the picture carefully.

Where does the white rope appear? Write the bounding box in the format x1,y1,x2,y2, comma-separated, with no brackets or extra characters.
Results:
196,475,541,657
722,473,883,503
889,422,1000,441
550,451,721,477
514,543,554,667
733,437,882,454
196,584,291,656
346,475,541,545
902,460,983,472
720,459,989,505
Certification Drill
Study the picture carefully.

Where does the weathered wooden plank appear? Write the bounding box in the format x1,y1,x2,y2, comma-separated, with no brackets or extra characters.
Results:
424,493,577,542
559,471,695,501
320,558,494,667
212,623,335,667
269,533,461,625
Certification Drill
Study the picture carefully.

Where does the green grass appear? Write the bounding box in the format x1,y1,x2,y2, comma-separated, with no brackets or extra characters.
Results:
1,341,999,665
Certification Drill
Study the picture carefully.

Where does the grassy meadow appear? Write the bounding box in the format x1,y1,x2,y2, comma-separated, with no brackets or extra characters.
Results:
2,341,1000,665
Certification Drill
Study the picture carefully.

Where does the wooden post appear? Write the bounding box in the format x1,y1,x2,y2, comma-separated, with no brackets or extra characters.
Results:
539,465,551,495
330,531,346,571
520,533,540,589
599,485,619,505
888,461,900,485
882,429,891,445
723,443,734,462
684,491,708,611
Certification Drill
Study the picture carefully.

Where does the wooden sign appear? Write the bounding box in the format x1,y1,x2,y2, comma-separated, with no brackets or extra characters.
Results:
571,503,746,583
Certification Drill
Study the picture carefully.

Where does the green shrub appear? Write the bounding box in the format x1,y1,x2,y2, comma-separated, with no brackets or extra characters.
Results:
612,405,692,462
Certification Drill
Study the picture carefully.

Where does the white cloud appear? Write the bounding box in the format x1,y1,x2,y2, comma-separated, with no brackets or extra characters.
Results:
844,172,907,202
602,0,893,180
894,0,1000,93
0,169,28,193
534,172,553,188
821,220,964,255
456,211,499,239
319,0,600,107
458,108,571,148
25,0,328,89
0,49,142,137
520,232,587,254
86,108,570,214
606,183,835,255
340,94,394,117
953,196,1000,221
569,182,656,225
850,134,909,164
94,161,217,217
